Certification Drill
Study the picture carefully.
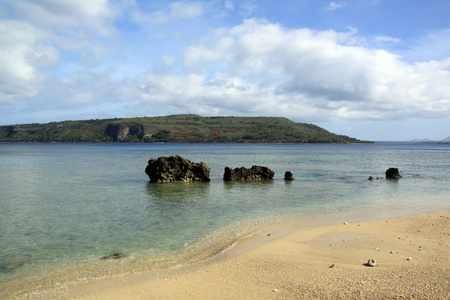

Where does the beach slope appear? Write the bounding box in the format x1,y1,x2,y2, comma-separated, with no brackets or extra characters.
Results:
33,211,450,299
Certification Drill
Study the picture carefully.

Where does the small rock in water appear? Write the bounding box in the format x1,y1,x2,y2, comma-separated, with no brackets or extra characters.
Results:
101,253,124,260
364,259,377,267
284,171,295,180
385,168,402,179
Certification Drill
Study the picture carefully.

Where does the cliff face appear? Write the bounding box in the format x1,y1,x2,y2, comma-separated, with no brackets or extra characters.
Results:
104,123,145,142
0,115,372,143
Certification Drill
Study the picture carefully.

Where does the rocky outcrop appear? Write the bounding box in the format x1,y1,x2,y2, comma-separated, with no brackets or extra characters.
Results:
385,168,402,179
284,171,295,180
223,165,275,181
145,155,211,183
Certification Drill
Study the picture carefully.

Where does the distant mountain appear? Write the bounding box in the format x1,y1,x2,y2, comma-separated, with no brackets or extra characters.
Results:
0,115,372,144
407,136,450,143
409,138,434,142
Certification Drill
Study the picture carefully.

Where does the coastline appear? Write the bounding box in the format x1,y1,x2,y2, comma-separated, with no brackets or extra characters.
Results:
29,210,450,299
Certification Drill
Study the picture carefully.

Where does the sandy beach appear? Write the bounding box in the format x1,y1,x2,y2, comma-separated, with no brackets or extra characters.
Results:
30,211,449,299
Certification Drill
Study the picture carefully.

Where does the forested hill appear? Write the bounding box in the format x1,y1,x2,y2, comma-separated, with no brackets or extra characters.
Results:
0,115,372,143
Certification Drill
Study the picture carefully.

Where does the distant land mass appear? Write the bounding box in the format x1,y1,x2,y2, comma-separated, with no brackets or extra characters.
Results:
0,115,372,143
408,136,450,143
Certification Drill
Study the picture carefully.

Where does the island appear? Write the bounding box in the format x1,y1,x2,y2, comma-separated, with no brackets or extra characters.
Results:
0,114,372,143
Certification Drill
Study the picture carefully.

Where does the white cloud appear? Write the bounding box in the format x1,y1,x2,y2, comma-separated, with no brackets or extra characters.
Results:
239,0,257,17
177,19,450,121
0,0,120,105
224,0,234,11
408,28,450,62
0,19,48,103
6,0,116,35
325,1,347,11
25,43,60,67
1,3,449,127
375,35,403,44
170,1,203,19
183,36,234,71
146,1,204,23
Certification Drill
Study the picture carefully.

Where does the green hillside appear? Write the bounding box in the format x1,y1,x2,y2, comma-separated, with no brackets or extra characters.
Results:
0,115,371,143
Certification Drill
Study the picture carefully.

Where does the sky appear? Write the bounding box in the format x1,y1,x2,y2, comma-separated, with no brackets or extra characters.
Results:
1,0,449,141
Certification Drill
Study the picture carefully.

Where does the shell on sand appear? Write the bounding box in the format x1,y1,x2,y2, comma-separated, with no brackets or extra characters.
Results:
365,259,377,267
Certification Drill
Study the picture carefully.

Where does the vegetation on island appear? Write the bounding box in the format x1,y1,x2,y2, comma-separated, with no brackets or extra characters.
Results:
0,115,372,143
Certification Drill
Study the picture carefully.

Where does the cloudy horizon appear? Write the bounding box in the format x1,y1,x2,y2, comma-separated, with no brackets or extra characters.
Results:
1,0,449,141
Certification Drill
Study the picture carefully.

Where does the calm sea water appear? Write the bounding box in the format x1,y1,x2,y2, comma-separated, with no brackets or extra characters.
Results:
1,142,449,298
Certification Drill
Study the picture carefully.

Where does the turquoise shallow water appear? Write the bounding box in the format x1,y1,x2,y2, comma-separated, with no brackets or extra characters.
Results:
0,143,449,298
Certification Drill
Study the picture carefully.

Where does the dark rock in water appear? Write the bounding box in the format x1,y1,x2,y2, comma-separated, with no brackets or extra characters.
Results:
368,176,374,180
145,155,211,183
101,253,124,260
223,165,275,181
385,168,402,179
284,171,295,180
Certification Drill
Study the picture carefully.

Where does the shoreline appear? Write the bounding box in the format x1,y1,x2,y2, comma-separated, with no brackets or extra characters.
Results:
28,209,450,299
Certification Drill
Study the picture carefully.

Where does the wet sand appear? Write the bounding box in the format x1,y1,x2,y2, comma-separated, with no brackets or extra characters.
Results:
30,210,450,299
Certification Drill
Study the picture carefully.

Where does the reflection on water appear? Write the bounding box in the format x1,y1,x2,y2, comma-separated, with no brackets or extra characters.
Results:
223,179,275,188
146,181,210,204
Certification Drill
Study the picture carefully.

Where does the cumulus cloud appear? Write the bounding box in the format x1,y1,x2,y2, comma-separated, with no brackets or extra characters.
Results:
5,0,116,35
1,2,449,126
0,0,118,105
172,19,450,121
0,19,48,104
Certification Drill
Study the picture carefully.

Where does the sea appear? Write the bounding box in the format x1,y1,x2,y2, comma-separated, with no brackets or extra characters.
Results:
0,142,449,298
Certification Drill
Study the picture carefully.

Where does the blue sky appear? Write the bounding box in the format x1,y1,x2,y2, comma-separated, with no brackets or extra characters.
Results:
1,0,449,141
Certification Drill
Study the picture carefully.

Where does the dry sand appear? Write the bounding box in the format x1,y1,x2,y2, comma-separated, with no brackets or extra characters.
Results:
31,211,450,299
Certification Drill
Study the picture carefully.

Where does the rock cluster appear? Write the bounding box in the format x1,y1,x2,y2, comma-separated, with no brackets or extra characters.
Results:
368,168,402,180
223,165,275,181
145,155,211,183
145,156,403,183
